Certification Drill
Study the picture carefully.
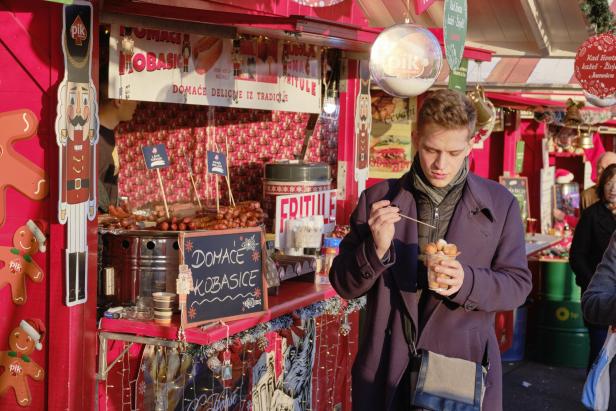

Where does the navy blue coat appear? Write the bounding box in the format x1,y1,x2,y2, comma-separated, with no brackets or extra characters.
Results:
330,172,532,411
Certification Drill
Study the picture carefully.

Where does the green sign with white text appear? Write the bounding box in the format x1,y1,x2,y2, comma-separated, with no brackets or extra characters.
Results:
448,58,468,92
444,0,467,70
516,140,525,174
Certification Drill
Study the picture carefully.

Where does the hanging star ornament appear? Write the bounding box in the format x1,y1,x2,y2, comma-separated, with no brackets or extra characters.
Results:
0,109,49,226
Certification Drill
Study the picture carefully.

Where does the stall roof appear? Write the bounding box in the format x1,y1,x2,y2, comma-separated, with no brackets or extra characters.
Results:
102,0,493,59
485,92,616,126
357,0,595,57
435,57,580,91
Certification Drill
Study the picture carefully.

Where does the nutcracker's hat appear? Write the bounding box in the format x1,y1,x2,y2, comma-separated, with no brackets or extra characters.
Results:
63,3,92,83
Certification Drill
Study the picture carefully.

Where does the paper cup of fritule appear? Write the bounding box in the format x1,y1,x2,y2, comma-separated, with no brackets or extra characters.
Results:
152,292,175,324
422,239,460,292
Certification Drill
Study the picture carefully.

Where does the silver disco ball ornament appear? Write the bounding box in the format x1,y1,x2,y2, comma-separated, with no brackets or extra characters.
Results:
370,24,443,97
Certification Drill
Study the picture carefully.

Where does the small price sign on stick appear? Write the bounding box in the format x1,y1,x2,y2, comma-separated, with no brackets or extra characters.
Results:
207,150,233,212
142,144,171,218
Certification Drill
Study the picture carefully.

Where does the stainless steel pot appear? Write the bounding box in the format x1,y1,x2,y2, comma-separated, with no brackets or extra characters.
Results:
100,230,180,306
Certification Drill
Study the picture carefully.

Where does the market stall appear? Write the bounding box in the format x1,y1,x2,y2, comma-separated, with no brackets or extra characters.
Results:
0,0,376,409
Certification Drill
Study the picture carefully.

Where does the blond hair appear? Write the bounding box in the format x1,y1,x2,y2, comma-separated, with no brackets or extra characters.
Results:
417,89,477,140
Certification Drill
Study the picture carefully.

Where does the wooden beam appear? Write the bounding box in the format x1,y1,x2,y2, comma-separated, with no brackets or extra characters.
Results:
519,0,552,56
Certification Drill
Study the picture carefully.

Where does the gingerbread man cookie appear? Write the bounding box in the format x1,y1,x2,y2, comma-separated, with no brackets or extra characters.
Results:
0,109,49,227
0,319,45,407
0,220,46,305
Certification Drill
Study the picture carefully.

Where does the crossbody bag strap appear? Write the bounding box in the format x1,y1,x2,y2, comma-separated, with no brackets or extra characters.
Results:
482,340,490,370
402,308,418,356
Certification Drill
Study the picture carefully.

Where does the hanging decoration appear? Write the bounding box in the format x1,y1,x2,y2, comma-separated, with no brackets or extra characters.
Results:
443,0,468,71
355,60,371,194
0,319,45,407
104,296,364,410
579,0,616,35
55,0,98,306
448,57,469,92
467,85,496,146
546,99,588,154
0,220,47,305
574,32,616,98
369,24,442,97
192,296,365,360
291,0,344,6
584,90,616,107
0,109,49,227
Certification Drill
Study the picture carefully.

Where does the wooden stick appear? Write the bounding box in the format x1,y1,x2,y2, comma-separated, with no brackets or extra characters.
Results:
223,133,236,207
224,175,236,207
215,174,220,213
156,168,170,219
185,154,202,209
190,172,202,209
399,213,436,229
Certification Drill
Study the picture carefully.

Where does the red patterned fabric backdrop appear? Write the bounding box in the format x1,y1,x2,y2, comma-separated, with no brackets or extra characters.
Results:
115,103,338,209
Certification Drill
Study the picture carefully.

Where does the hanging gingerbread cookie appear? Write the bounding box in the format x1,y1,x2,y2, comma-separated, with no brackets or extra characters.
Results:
0,319,45,407
0,109,49,227
55,1,98,306
0,220,46,305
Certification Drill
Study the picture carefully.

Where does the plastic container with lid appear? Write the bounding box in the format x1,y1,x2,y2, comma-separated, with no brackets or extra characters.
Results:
263,161,331,231
316,237,343,285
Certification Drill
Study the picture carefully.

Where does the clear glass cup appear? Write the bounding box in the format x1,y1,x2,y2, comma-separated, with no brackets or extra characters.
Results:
426,253,455,291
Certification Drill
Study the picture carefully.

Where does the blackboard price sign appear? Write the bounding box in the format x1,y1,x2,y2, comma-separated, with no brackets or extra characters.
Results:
499,176,530,224
180,227,267,328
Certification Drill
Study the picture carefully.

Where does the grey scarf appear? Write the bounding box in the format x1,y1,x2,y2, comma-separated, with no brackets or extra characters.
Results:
410,154,469,206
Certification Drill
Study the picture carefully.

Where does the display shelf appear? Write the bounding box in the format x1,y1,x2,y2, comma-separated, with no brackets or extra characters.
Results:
525,234,563,256
100,282,338,345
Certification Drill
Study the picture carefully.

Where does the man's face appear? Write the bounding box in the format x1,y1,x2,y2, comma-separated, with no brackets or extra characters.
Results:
117,99,138,123
413,123,471,188
597,153,616,177
66,81,91,139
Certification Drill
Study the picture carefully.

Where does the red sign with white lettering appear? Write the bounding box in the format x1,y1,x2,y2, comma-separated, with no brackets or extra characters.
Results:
574,33,616,98
414,0,437,15
274,190,337,248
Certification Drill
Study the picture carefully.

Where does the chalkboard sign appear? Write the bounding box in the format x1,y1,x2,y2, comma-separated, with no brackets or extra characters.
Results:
180,227,267,328
500,176,530,224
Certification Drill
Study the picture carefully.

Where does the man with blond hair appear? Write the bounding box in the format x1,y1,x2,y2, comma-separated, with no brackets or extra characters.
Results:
330,89,531,410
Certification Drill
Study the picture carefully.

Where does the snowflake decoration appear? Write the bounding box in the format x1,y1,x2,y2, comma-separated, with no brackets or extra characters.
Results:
185,240,194,252
188,306,197,319
254,288,262,299
140,362,147,373
241,235,257,252
138,381,146,395
252,250,260,262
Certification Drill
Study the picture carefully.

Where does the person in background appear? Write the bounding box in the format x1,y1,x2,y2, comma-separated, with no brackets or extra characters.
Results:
97,75,138,213
329,89,531,411
581,151,616,212
581,230,616,408
571,163,616,371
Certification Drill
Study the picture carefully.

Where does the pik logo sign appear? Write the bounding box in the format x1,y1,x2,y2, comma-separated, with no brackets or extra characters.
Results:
70,15,87,46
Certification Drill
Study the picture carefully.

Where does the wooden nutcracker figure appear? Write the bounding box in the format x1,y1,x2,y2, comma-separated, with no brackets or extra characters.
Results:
55,1,98,306
354,60,371,193
182,34,191,73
